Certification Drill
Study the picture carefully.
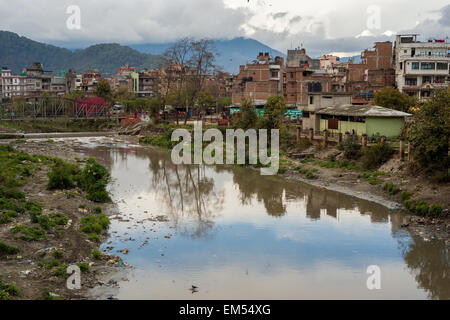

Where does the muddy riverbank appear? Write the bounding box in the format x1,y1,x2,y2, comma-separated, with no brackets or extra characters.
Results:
0,138,127,300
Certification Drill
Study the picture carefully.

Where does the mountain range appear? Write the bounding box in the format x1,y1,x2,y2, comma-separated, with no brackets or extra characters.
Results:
0,31,285,76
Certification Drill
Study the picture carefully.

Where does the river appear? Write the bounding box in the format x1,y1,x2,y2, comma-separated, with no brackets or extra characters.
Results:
69,137,449,300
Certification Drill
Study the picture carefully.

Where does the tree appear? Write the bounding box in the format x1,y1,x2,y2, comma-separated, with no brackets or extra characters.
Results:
407,89,450,180
235,97,257,130
373,87,415,112
94,80,112,101
195,89,215,117
257,95,287,130
113,86,135,103
148,97,162,124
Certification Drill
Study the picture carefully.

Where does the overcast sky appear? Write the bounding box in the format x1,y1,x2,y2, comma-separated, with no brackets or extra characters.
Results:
0,0,448,57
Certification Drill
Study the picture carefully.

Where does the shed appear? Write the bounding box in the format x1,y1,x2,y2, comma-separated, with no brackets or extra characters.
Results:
316,104,411,138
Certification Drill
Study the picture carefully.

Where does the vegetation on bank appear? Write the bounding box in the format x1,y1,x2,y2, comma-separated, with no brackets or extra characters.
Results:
0,144,112,299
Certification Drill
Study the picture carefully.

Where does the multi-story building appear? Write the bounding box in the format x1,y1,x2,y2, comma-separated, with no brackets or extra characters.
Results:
1,68,26,99
1,63,70,99
231,53,285,104
131,70,161,98
320,55,340,70
287,48,320,70
346,42,395,103
394,34,449,99
284,67,332,107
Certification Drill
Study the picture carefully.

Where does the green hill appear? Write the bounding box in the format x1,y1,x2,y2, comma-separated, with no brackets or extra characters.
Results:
0,31,163,76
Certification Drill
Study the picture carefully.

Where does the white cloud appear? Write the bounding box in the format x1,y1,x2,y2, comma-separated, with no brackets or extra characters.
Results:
0,0,448,56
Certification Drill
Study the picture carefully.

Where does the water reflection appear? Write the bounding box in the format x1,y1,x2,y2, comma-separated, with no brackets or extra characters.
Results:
77,140,449,300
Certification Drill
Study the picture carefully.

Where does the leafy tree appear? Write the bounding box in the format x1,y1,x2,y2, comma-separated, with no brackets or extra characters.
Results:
195,89,215,117
113,87,135,103
257,95,287,130
235,97,257,130
94,80,112,101
217,97,232,110
148,97,162,124
407,89,450,180
373,87,415,112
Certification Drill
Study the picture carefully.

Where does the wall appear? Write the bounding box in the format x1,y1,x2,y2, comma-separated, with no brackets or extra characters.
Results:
320,119,367,136
366,117,405,138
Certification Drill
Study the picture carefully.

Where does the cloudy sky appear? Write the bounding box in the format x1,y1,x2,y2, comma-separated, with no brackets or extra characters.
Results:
0,0,448,57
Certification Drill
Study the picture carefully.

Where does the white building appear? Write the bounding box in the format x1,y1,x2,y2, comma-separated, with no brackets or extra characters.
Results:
394,34,449,99
1,68,26,99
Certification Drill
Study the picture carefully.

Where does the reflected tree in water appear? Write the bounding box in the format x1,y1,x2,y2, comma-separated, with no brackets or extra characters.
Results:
399,234,450,300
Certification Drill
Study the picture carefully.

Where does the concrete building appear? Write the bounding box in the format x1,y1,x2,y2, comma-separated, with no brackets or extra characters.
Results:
394,34,449,99
1,68,26,99
301,92,353,132
131,70,161,98
320,55,340,70
287,48,320,69
316,104,411,138
1,63,71,99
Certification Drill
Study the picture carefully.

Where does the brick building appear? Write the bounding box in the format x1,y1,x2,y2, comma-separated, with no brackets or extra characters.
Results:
231,53,284,104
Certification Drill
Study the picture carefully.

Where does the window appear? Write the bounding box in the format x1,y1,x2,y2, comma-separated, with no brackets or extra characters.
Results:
303,111,310,118
290,72,294,79
422,76,432,83
411,62,419,70
434,76,445,84
271,71,278,78
421,62,435,70
400,62,403,70
309,96,314,104
437,63,448,70
405,78,417,86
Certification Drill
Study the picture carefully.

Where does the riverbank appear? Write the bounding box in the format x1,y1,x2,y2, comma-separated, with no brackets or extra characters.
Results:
0,139,125,300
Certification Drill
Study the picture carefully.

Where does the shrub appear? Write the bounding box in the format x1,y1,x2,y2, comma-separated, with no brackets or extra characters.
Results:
77,263,90,273
93,206,102,214
383,182,400,195
429,205,443,218
52,250,64,259
401,191,411,202
0,242,19,255
0,276,20,300
76,158,111,203
278,166,286,174
92,248,102,260
339,135,361,160
47,162,77,190
361,143,395,169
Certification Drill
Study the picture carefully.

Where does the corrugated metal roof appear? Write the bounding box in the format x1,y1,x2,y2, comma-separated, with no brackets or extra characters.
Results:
316,104,412,117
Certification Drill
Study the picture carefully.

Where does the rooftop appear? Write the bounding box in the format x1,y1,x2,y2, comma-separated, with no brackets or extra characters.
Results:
316,104,412,117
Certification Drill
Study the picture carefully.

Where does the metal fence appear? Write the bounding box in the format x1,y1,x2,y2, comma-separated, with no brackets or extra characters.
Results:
0,97,110,120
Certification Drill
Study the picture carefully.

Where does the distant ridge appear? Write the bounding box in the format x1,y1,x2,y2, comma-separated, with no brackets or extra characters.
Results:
0,31,163,76
130,37,286,74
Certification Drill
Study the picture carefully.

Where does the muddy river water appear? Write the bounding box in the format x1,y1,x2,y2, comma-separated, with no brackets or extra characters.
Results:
68,137,448,300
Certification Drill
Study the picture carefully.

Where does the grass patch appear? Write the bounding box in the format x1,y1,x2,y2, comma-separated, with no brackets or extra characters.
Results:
11,225,46,241
0,276,20,300
0,242,19,255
